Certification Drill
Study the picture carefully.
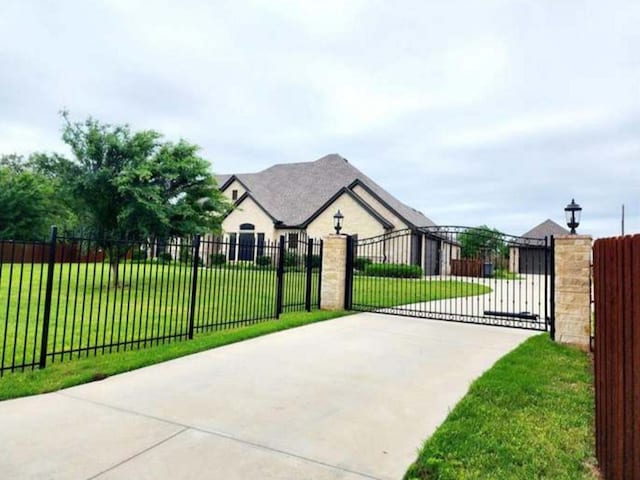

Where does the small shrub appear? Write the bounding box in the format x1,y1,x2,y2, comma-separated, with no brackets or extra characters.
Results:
209,253,226,265
233,261,253,270
364,262,422,278
179,245,192,263
157,252,173,263
284,252,299,267
256,255,271,267
311,254,322,269
130,248,147,261
354,257,372,271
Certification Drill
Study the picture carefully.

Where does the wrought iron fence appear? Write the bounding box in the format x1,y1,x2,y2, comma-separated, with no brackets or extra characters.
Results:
347,227,552,331
280,236,323,313
0,229,322,376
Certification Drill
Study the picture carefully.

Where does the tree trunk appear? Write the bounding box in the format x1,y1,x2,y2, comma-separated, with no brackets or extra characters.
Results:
109,257,120,288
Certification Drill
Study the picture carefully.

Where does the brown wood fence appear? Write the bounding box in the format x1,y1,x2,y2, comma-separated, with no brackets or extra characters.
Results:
451,258,482,277
0,241,106,263
593,235,640,480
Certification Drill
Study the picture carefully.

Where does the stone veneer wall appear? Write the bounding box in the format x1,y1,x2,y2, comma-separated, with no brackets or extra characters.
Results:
320,235,347,310
554,234,592,350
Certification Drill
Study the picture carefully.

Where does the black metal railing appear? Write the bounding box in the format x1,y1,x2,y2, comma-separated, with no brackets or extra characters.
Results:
280,237,322,314
347,227,552,331
0,229,322,376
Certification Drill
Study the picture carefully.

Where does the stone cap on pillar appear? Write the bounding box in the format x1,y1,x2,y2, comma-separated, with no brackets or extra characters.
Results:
554,234,592,240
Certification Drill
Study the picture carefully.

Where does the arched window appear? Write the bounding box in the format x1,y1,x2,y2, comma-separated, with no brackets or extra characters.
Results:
239,223,255,231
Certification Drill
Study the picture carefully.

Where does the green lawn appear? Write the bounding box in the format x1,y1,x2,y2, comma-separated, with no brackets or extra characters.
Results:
0,309,351,401
0,262,284,371
353,275,491,307
404,335,596,480
1,261,486,374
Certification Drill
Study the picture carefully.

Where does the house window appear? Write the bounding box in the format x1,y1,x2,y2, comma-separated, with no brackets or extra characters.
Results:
240,223,254,231
232,189,238,200
288,233,298,249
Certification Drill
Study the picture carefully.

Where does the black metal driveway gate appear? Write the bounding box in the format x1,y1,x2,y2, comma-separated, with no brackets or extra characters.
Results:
346,227,554,332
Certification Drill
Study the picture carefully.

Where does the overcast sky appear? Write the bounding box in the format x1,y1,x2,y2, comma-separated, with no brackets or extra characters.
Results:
1,1,638,238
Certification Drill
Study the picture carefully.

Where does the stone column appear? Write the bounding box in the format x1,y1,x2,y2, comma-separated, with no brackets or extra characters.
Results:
554,235,592,350
320,234,347,310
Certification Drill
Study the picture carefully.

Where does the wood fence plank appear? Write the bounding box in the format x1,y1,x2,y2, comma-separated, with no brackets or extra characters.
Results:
593,235,640,480
631,236,640,478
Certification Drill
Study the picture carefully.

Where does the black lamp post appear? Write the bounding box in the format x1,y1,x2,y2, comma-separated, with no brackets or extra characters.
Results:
333,210,344,234
564,198,582,234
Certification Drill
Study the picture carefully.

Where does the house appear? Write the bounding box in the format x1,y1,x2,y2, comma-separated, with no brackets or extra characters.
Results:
509,219,569,274
213,153,458,272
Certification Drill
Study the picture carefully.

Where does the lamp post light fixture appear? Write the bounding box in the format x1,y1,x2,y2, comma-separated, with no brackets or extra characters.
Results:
564,198,582,234
333,209,344,234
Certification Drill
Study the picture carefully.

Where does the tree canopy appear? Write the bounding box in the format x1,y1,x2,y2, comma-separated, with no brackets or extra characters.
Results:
0,154,77,240
52,112,228,241
458,225,508,259
2,113,230,285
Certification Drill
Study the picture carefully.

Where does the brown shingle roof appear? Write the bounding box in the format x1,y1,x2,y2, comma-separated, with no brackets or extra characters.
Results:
215,174,231,187
523,219,569,239
220,154,436,228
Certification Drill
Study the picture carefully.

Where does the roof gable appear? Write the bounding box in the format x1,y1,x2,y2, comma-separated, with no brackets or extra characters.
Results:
300,187,394,230
218,154,436,229
347,178,434,230
224,191,280,224
523,219,569,239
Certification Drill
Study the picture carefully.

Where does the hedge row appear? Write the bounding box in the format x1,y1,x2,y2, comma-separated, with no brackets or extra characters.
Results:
363,262,422,279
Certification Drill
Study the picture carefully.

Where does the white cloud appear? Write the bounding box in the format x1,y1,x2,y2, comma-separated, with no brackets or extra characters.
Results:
439,107,616,149
0,0,638,237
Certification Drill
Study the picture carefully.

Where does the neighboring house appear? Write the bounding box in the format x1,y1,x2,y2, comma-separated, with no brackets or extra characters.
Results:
509,219,569,274
212,153,458,272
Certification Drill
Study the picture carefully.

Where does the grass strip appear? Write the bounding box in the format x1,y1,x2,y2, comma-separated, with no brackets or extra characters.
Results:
404,334,596,480
0,309,351,401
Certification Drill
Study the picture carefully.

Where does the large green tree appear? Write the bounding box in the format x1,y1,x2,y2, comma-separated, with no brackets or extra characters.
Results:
44,113,229,285
0,154,76,240
458,225,508,259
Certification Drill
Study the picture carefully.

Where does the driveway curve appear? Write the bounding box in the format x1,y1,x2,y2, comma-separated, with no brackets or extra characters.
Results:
0,312,536,480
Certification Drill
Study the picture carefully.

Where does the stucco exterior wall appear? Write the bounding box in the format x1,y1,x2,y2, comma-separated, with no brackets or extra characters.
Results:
305,193,387,240
221,179,247,202
350,184,409,231
277,229,307,242
219,197,278,263
222,196,275,240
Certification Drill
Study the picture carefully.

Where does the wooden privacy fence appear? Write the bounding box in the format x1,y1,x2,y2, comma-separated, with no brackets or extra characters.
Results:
451,258,482,277
0,241,106,263
593,235,640,480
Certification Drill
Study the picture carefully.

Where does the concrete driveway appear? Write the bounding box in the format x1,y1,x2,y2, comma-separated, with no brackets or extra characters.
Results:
0,313,536,480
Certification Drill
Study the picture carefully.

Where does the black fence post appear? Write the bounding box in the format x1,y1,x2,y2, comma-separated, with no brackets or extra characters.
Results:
344,235,354,310
276,235,285,318
549,235,556,341
39,225,57,369
305,238,313,312
188,235,201,340
317,240,323,309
